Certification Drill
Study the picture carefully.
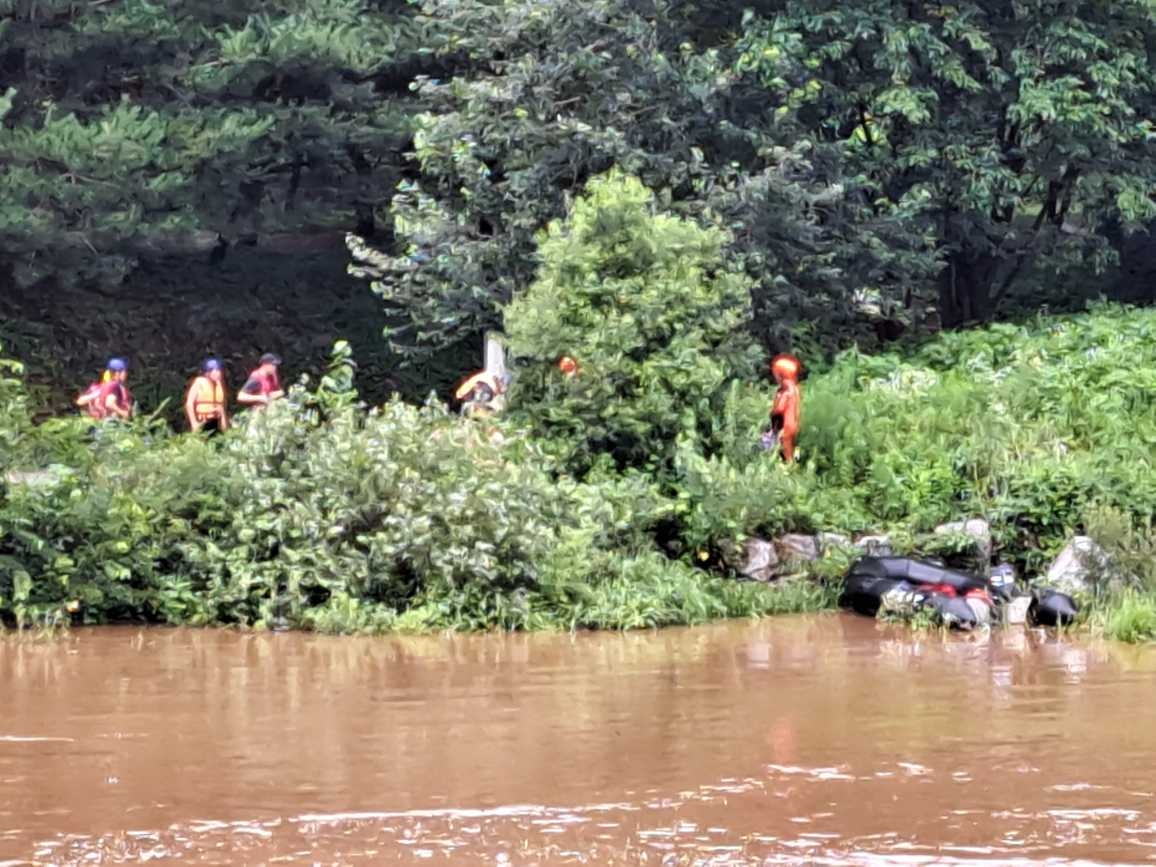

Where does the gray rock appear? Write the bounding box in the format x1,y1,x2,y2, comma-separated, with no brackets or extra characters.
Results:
738,538,780,583
818,532,853,553
776,534,819,565
934,518,993,563
854,534,893,556
1044,536,1134,596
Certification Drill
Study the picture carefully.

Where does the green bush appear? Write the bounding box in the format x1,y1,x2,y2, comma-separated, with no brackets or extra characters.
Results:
0,343,805,632
503,171,761,477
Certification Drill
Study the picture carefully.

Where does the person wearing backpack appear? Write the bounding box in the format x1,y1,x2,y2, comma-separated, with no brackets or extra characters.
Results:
76,358,133,421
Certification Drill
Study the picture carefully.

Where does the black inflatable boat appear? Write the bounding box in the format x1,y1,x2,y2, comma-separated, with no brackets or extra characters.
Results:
841,571,980,627
848,557,990,593
840,556,1078,629
840,557,991,629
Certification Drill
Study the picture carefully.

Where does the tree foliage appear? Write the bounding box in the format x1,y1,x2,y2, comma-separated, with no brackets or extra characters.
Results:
0,0,418,287
504,172,760,475
737,0,1156,323
347,0,940,361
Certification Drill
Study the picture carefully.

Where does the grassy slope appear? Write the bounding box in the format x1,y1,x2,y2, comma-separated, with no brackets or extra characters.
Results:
798,304,1156,640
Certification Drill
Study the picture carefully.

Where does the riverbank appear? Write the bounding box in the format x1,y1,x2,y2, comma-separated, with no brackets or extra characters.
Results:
3,305,1156,641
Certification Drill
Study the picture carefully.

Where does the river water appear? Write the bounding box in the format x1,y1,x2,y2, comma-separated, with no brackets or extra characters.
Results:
2,616,1155,866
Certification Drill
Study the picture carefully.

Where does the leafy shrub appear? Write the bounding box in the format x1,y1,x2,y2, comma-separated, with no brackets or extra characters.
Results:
0,343,804,632
503,171,761,477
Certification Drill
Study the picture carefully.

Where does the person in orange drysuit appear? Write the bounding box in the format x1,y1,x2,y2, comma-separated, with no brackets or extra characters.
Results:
558,356,579,378
769,354,802,462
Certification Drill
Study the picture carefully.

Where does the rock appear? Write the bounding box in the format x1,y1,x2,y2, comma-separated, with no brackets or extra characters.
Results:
818,532,853,553
738,538,780,583
854,534,893,556
1044,536,1133,596
934,518,993,563
776,534,819,565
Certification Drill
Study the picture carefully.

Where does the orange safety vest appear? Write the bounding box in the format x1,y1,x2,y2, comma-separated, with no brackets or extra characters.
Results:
189,376,226,421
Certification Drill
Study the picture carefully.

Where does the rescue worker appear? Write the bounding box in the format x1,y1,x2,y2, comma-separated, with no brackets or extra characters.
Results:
769,354,802,462
238,353,284,408
185,358,229,434
455,370,503,419
558,356,579,378
76,358,132,421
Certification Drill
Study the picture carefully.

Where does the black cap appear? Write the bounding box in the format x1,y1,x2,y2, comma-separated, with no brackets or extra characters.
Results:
259,353,281,366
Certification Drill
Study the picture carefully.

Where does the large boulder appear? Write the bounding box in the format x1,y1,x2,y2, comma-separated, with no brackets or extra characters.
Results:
1044,536,1133,596
738,538,780,583
776,534,820,566
934,518,993,564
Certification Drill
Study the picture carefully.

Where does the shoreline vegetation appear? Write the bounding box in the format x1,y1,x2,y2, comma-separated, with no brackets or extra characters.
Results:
3,176,1156,643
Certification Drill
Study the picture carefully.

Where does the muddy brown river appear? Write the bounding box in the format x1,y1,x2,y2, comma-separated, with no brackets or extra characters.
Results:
2,615,1155,866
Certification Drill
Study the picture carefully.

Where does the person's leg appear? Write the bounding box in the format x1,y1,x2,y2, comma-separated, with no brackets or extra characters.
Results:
780,421,798,462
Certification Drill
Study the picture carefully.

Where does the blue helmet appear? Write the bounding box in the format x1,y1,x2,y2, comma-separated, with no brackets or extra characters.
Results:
107,357,128,372
203,358,223,373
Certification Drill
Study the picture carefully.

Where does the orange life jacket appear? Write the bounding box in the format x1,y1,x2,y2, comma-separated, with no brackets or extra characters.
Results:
189,376,226,421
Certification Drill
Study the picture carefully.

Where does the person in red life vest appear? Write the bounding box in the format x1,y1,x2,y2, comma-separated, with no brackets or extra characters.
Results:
76,357,133,421
237,353,284,409
558,356,579,378
185,358,229,434
769,354,802,462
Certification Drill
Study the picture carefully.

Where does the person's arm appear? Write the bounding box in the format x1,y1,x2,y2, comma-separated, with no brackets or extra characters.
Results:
184,384,201,431
237,377,266,405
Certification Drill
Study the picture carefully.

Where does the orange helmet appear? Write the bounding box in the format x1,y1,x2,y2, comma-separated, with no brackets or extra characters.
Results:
771,354,801,381
558,356,579,376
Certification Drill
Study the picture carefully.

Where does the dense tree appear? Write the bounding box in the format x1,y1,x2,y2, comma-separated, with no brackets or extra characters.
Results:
0,0,421,288
347,0,939,362
737,0,1156,324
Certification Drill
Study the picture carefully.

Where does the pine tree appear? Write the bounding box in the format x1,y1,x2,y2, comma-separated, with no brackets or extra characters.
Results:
0,0,421,287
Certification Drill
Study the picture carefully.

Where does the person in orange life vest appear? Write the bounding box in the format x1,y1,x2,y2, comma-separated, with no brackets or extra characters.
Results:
558,356,579,378
237,353,284,408
76,357,132,420
455,370,504,418
769,354,802,462
185,358,229,434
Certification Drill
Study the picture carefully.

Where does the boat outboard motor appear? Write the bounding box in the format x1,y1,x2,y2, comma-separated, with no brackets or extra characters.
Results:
989,563,1019,603
1030,589,1078,627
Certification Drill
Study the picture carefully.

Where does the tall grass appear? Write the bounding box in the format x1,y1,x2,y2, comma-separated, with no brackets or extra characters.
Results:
1092,594,1156,644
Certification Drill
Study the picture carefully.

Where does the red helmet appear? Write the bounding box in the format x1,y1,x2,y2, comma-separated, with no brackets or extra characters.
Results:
771,354,801,381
